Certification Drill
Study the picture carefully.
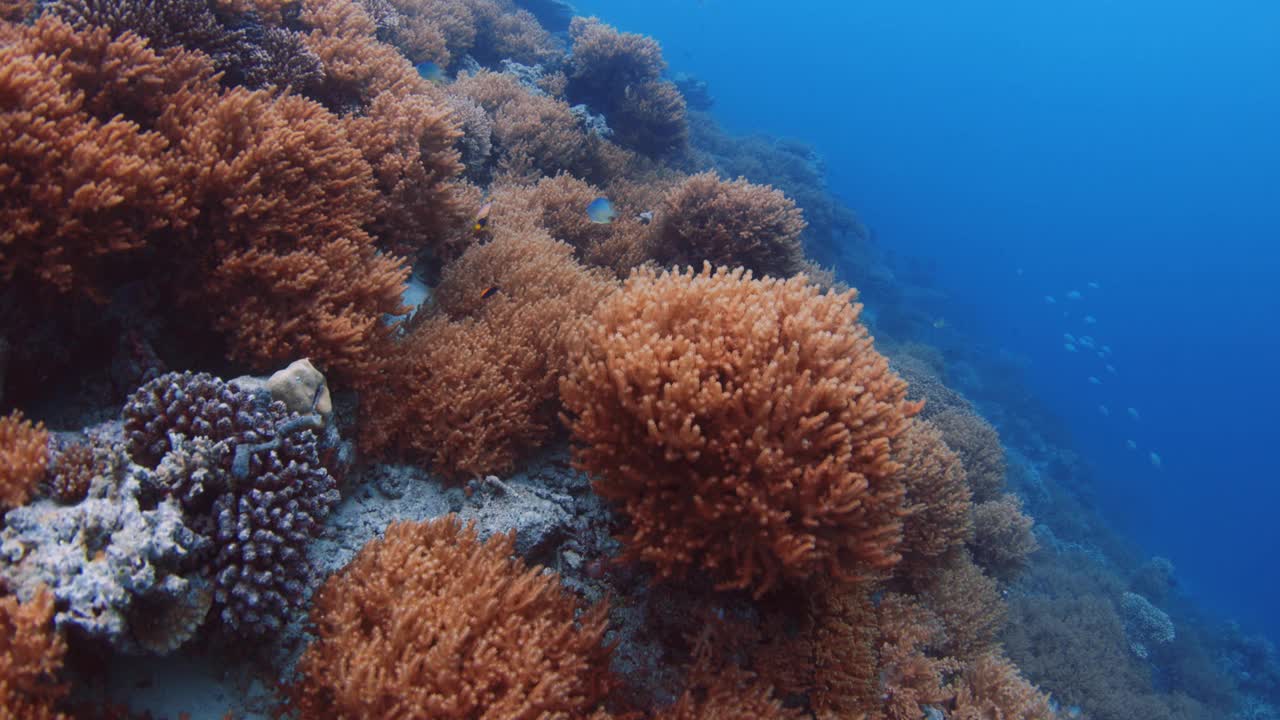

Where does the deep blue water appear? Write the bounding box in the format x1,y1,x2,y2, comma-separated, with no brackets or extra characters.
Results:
577,0,1280,640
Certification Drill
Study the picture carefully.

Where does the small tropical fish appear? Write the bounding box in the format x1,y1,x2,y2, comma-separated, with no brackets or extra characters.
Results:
1078,335,1095,348
1106,364,1117,374
1149,451,1162,469
1126,439,1137,450
637,210,654,225
1101,344,1112,355
415,61,445,82
1064,343,1077,352
1083,315,1097,325
480,285,501,300
932,317,946,329
1088,376,1101,385
1016,267,1024,276
1044,295,1056,304
1087,281,1101,290
1066,290,1082,300
473,201,493,232
1063,332,1076,343
586,197,617,224
1127,407,1140,421
1098,405,1110,416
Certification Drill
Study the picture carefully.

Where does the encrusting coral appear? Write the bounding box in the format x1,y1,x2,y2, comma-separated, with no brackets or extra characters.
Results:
0,411,48,511
0,444,210,655
293,515,613,719
651,172,807,279
560,264,921,596
0,588,70,719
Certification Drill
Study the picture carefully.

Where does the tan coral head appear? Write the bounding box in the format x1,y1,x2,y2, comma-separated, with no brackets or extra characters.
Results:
267,359,333,416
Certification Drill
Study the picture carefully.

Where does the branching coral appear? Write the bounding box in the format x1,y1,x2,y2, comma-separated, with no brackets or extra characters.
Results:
294,515,613,719
567,17,688,156
929,407,1007,503
949,652,1055,720
0,410,49,511
359,227,614,478
560,265,920,595
0,588,70,720
894,418,974,578
123,371,340,638
0,0,32,21
969,494,1038,580
651,172,806,279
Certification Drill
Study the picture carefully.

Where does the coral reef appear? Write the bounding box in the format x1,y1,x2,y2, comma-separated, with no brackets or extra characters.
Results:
0,410,49,510
0,588,70,719
293,515,613,718
561,264,920,595
651,172,807,279
1119,591,1176,659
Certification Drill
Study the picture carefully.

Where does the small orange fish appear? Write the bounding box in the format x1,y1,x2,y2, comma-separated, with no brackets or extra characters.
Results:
473,201,493,232
480,285,501,300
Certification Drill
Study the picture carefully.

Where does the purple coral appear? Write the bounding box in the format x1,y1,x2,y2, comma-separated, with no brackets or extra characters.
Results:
122,371,339,639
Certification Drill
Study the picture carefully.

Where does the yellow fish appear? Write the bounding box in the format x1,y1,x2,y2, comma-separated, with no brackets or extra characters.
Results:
932,318,946,329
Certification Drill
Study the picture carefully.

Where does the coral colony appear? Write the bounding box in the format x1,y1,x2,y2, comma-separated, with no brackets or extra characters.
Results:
0,1,1275,719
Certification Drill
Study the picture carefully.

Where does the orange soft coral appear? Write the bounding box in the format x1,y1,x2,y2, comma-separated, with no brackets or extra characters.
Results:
0,20,193,299
930,407,1008,503
486,174,652,275
163,87,409,378
652,172,806,279
359,226,614,478
560,265,920,595
566,17,687,156
949,652,1055,720
876,593,960,720
0,588,70,719
969,494,1038,580
294,515,613,719
922,552,1007,661
895,418,974,577
0,410,49,511
343,90,470,264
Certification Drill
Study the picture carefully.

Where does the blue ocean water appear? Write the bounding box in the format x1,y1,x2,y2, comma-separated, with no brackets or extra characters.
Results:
577,0,1280,641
